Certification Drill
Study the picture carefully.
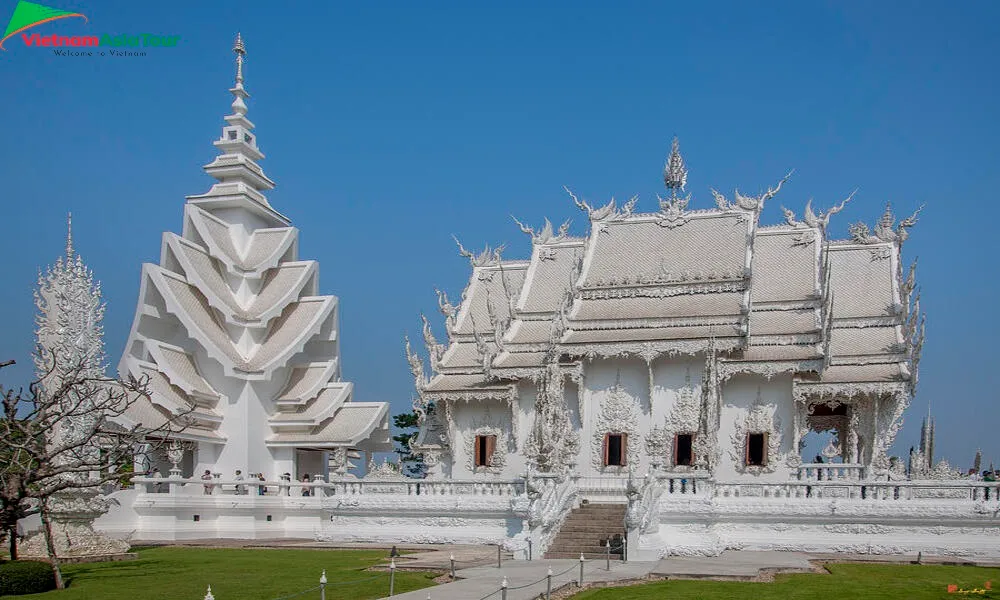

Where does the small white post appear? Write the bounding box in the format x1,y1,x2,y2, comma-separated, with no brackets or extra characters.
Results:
501,576,508,600
450,553,456,579
606,540,610,571
546,566,553,599
497,544,502,568
319,569,327,600
389,558,396,596
204,585,215,600
579,553,585,587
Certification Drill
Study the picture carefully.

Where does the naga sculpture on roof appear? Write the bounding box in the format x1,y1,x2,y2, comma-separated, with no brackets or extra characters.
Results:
511,216,572,244
849,202,924,245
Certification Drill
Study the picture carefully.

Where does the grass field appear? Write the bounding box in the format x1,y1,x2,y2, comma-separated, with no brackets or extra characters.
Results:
2,547,437,600
571,563,1000,599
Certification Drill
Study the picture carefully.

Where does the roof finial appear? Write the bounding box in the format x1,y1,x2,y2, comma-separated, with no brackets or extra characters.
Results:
233,33,246,86
65,212,73,259
663,136,688,196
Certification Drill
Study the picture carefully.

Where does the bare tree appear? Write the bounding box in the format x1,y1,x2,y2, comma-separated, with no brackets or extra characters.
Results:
0,354,182,588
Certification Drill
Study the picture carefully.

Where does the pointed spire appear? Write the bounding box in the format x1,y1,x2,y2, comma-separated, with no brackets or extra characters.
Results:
187,34,276,210
233,33,245,84
663,137,688,194
231,33,248,116
65,212,73,260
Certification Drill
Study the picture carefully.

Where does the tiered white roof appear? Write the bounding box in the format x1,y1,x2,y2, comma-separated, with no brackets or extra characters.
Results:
119,35,390,454
409,139,923,406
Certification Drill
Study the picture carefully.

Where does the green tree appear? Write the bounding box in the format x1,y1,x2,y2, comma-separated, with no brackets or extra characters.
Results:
392,410,426,478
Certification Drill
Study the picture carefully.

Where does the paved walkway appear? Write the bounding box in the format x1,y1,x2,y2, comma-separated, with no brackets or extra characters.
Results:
385,558,654,600
651,550,816,580
385,550,828,599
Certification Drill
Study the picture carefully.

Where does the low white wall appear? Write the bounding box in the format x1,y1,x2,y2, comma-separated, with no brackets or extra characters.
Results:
636,496,1000,559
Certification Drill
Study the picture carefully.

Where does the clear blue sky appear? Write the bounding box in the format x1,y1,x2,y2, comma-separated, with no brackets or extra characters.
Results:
1,1,997,469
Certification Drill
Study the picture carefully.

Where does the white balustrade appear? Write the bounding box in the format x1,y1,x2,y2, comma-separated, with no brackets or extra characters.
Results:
711,479,1000,502
796,463,866,481
133,476,526,498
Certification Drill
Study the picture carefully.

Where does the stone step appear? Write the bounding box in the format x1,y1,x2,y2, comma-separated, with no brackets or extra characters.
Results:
562,517,624,525
543,551,623,560
561,523,623,531
563,513,625,521
573,504,626,511
547,544,624,554
550,532,624,543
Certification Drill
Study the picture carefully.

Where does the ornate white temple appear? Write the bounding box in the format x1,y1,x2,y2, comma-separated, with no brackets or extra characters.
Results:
116,35,390,482
90,38,999,556
409,138,924,485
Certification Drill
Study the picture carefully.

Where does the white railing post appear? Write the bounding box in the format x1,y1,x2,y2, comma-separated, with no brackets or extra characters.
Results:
389,558,396,596
203,585,214,600
319,570,327,600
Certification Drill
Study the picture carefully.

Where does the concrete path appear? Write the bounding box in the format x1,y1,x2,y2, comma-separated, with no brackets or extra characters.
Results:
651,550,816,580
385,558,657,600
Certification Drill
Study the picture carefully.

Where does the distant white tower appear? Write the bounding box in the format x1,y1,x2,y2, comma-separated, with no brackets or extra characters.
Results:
35,213,106,385
118,35,390,479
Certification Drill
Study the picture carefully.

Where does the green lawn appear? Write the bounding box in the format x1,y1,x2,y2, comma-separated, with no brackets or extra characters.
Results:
3,547,437,600
572,563,1000,599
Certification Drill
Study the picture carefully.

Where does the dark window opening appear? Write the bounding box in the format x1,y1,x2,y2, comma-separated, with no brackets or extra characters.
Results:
675,433,694,466
604,433,627,467
227,130,237,140
244,133,253,144
193,514,200,522
746,433,767,466
474,435,496,467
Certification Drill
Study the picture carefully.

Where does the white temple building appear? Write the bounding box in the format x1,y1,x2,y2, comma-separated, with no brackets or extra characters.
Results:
409,137,924,485
93,38,999,556
116,34,390,484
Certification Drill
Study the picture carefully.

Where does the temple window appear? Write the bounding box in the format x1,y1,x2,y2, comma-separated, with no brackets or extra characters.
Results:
746,432,768,467
674,433,694,466
604,433,627,467
227,130,237,140
244,133,253,145
474,435,496,467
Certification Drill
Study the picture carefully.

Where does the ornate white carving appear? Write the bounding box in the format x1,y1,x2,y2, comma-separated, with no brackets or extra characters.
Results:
435,288,457,332
525,472,577,553
625,472,664,534
403,336,426,393
711,171,792,213
421,314,446,371
848,202,923,246
663,137,688,192
34,219,106,463
566,338,742,364
729,388,783,475
453,236,505,267
644,425,669,469
656,193,690,229
512,216,572,245
591,375,641,471
364,458,402,479
566,187,636,222
578,280,745,299
524,362,579,474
